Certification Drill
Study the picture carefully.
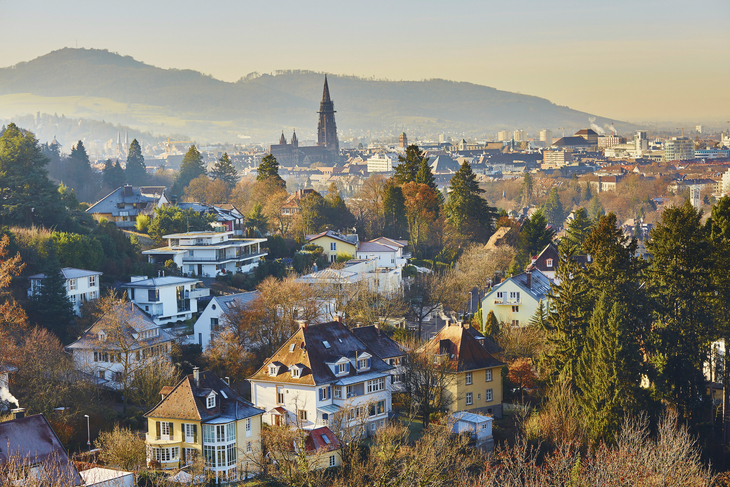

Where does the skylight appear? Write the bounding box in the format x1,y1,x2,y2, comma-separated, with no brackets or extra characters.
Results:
220,390,228,399
289,343,296,352
322,341,331,349
322,434,330,444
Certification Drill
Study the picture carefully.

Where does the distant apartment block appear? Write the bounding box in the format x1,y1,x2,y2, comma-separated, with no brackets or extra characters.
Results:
541,150,573,168
366,153,398,173
663,137,694,161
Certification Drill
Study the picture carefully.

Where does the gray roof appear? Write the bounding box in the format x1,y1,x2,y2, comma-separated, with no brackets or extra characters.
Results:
430,155,461,173
352,326,405,359
488,269,553,302
123,276,201,288
452,411,492,423
0,414,83,485
357,242,397,253
29,267,102,280
86,186,165,217
214,291,260,314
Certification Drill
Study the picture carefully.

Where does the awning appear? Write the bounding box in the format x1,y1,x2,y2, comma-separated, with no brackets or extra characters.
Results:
317,404,341,414
266,406,288,416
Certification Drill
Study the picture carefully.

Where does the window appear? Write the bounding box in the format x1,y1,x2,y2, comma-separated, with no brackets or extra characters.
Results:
334,386,342,399
346,385,354,398
329,455,336,467
298,409,308,422
89,291,97,300
158,421,172,438
319,386,331,401
546,258,553,268
89,275,97,287
246,418,252,437
322,340,331,349
368,400,386,417
330,254,336,263
68,279,77,291
358,358,371,370
207,393,216,409
337,362,349,375
496,292,503,299
277,386,285,404
330,242,337,251
291,367,301,378
226,423,236,442
151,447,179,463
389,357,402,366
367,377,385,393
512,306,519,313
269,365,278,377
98,370,105,379
486,369,493,382
210,318,219,331
183,448,197,464
512,320,520,326
466,392,473,405
465,372,472,385
148,289,159,302
509,291,520,301
184,424,197,443
486,388,493,402
129,288,135,300
246,441,252,453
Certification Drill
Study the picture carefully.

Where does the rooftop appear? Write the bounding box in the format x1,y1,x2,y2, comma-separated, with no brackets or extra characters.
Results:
29,267,103,280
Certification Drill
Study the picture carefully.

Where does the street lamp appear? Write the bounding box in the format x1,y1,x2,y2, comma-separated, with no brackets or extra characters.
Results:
84,414,91,451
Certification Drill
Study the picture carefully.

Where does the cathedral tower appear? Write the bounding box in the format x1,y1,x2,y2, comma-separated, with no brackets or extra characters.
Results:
317,75,339,154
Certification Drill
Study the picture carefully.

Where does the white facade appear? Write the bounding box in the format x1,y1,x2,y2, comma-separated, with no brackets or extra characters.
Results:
124,276,210,325
193,292,259,350
355,242,408,268
28,268,102,316
143,231,267,278
366,153,398,173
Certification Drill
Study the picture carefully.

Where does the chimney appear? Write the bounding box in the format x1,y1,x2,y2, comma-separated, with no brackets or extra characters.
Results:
193,367,200,387
336,316,344,329
444,318,451,327
11,408,25,420
296,320,308,332
225,377,230,385
526,271,532,290
375,322,380,335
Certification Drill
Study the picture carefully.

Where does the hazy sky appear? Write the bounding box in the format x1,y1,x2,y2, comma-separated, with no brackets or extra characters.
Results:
1,0,728,122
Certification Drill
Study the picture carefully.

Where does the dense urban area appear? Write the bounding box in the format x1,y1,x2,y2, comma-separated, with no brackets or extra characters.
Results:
2,74,730,487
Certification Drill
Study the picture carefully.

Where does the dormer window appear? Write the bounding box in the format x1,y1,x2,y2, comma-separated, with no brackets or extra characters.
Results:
358,357,371,371
98,331,106,342
206,392,216,409
269,365,280,377
291,366,301,379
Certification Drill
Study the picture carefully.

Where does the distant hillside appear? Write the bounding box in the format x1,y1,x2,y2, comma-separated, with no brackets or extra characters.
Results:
0,48,635,143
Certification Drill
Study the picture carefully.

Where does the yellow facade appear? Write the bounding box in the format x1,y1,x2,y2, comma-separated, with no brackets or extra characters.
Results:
308,236,357,263
444,366,503,415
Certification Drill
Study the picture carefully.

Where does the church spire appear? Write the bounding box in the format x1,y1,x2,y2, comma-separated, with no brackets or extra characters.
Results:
322,75,331,103
279,131,287,145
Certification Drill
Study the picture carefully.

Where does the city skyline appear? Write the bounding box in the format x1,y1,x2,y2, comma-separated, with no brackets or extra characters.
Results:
1,0,728,123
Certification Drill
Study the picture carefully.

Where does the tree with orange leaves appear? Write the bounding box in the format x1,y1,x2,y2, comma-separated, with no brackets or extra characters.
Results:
402,181,440,257
507,357,536,404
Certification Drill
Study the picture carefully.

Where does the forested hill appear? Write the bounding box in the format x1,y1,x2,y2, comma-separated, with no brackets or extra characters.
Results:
0,48,633,142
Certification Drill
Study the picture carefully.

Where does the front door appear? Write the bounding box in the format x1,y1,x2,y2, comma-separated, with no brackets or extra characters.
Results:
197,264,203,276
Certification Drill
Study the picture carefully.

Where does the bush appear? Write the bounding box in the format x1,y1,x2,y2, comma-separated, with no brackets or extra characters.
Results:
135,214,151,233
336,252,354,263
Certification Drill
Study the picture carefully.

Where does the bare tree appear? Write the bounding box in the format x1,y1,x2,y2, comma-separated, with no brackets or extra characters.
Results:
95,424,147,472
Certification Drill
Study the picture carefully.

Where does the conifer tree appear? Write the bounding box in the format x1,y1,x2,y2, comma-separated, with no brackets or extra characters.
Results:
563,207,593,250
520,172,534,207
210,152,238,188
102,158,126,189
415,157,437,192
256,154,286,189
393,145,424,185
124,139,147,186
484,310,499,337
445,161,496,242
588,194,603,221
383,181,408,239
33,243,75,343
509,209,555,274
67,141,96,202
542,187,565,226
172,145,205,195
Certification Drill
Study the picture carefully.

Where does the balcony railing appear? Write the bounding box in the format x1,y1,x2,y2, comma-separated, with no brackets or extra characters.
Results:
493,299,521,305
146,433,179,443
181,251,266,264
188,289,210,299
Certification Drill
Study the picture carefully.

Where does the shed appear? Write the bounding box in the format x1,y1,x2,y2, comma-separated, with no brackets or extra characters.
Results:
451,411,494,450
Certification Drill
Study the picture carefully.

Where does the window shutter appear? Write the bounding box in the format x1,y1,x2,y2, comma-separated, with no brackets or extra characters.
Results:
367,358,371,368
156,422,161,437
328,386,331,398
319,388,323,401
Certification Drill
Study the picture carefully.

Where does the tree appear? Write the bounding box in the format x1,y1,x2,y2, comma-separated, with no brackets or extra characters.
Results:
402,343,457,428
210,152,238,188
0,235,28,367
324,183,356,231
520,172,534,207
484,310,499,337
588,194,604,221
299,191,327,235
393,145,426,185
66,141,97,202
95,425,147,472
563,207,593,250
32,242,75,343
509,209,555,274
128,360,181,412
102,158,125,189
352,174,386,238
245,203,268,236
507,357,536,404
125,139,147,186
184,175,231,205
402,182,440,256
646,201,715,423
415,157,437,192
147,205,216,244
257,154,286,188
542,187,565,227
445,161,496,243
173,145,205,195
383,180,408,239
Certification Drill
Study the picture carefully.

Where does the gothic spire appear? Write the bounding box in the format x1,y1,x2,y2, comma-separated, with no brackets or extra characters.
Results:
279,131,287,145
322,75,331,103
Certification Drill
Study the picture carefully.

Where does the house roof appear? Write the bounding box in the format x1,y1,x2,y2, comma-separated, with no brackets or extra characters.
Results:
422,324,504,372
305,230,358,246
29,267,103,280
464,326,503,355
429,155,461,173
304,426,341,453
351,326,405,360
249,321,392,386
488,269,553,303
368,237,407,248
122,276,201,289
86,185,165,217
0,414,83,485
553,136,594,147
213,291,260,314
575,129,598,136
145,370,263,422
65,302,172,352
356,242,397,253
452,411,493,424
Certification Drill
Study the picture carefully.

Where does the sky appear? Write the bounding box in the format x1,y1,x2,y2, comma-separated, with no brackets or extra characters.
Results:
1,0,728,123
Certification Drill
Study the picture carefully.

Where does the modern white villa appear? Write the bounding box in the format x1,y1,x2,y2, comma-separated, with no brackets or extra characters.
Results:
123,276,210,325
142,231,267,278
28,267,103,316
193,291,260,350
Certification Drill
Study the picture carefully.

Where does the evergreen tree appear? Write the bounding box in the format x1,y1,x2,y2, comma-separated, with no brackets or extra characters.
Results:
584,181,593,202
124,139,147,186
102,158,126,189
257,154,285,188
324,183,356,231
588,195,604,221
646,201,715,423
210,152,238,188
33,243,75,343
445,161,496,242
509,209,555,274
415,157,437,192
172,145,205,195
563,207,593,250
529,300,548,328
383,180,408,239
484,310,499,337
393,145,425,185
67,141,96,202
245,203,268,237
299,191,327,235
542,187,565,227
520,172,534,207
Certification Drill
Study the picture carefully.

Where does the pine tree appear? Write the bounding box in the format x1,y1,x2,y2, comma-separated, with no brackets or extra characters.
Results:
172,145,206,195
210,152,238,188
563,207,592,250
33,243,75,343
103,158,126,189
542,187,565,226
520,172,534,207
415,157,437,192
445,161,496,242
529,300,548,328
393,145,424,185
67,141,96,202
483,309,499,337
256,154,286,190
509,209,555,274
383,181,408,239
125,139,147,186
588,195,604,221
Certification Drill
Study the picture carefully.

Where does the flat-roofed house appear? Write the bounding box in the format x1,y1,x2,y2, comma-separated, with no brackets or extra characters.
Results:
28,267,102,316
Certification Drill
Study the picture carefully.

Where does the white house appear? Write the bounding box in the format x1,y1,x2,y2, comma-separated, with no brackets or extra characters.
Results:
355,240,409,268
366,153,398,173
451,411,494,449
249,320,393,437
193,291,260,350
142,231,267,278
65,302,174,389
122,276,210,326
480,269,552,329
28,268,102,316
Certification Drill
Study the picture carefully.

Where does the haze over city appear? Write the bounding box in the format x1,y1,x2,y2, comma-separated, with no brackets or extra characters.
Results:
1,0,728,122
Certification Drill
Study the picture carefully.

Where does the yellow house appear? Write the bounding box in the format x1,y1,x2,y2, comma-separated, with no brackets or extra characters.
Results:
305,230,358,264
301,427,343,470
144,368,264,483
423,322,505,418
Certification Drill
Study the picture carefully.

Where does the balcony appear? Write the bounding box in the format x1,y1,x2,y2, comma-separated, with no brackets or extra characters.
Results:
493,299,521,305
146,434,179,444
187,288,210,299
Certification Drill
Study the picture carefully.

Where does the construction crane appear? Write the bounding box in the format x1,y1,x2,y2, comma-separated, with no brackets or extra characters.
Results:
677,128,685,137
164,138,195,156
558,127,566,137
